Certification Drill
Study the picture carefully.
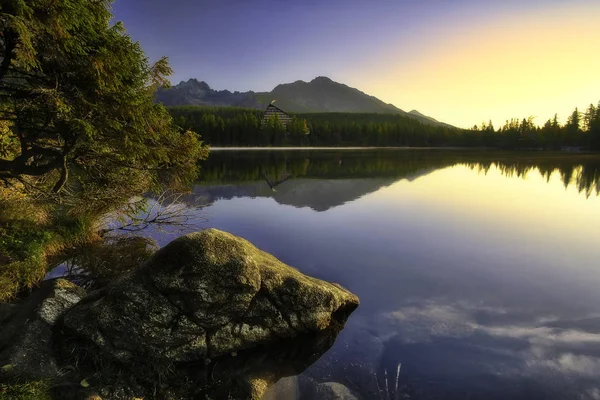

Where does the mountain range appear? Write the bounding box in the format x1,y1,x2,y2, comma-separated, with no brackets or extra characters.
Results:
156,76,449,126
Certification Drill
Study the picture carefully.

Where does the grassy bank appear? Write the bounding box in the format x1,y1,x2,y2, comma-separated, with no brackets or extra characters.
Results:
0,189,100,302
0,380,51,400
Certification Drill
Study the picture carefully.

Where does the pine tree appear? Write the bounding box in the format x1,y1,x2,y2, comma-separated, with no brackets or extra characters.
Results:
0,0,207,199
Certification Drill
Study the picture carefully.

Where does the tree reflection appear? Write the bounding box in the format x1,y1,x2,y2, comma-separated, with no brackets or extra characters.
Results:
200,150,600,196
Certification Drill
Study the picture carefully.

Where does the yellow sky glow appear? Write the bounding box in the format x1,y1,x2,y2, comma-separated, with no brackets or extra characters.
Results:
360,4,600,129
377,164,600,246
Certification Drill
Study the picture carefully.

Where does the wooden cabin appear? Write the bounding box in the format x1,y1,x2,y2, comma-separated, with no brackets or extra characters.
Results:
261,102,292,129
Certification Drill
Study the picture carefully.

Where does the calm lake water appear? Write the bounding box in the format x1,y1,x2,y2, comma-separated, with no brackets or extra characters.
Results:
58,149,600,399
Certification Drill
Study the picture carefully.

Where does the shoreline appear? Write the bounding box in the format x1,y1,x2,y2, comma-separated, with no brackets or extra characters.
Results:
208,147,598,153
209,146,479,151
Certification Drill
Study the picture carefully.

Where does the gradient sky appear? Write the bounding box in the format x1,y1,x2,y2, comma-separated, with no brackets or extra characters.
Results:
112,0,600,128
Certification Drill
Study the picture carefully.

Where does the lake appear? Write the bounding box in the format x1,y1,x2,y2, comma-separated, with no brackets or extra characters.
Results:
58,149,600,399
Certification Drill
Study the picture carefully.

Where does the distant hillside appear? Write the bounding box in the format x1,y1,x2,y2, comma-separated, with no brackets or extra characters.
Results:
157,76,450,127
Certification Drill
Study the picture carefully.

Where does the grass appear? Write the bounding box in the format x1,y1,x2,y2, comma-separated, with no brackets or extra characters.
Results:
0,380,52,400
0,192,101,302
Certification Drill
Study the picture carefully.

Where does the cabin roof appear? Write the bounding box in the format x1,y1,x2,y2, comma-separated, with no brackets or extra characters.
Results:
265,102,289,115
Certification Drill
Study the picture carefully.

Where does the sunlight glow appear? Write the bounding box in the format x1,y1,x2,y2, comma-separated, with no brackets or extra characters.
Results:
363,3,600,128
380,164,600,242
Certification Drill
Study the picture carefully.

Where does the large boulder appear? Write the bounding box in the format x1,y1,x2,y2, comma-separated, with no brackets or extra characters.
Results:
0,279,86,381
60,228,359,399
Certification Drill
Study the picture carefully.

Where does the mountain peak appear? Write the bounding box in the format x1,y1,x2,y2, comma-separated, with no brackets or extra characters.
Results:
185,78,211,91
156,79,262,108
310,76,334,84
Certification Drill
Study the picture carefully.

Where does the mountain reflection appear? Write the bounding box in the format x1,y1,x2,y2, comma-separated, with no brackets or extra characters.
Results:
197,151,600,211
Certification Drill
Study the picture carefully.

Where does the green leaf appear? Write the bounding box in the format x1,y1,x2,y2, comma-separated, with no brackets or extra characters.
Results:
1,364,14,372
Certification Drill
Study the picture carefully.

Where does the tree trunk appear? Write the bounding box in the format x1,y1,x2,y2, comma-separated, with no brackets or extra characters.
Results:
52,156,68,193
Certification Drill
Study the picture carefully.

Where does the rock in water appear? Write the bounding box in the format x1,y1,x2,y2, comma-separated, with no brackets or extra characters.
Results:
61,228,359,398
315,382,360,400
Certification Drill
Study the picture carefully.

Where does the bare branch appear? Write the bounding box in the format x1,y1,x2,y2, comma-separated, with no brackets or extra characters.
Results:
98,190,211,236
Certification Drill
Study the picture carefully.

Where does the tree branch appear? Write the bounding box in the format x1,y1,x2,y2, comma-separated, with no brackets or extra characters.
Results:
0,145,64,176
52,155,68,193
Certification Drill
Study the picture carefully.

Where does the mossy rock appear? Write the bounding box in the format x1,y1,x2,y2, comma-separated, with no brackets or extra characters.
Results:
60,229,359,399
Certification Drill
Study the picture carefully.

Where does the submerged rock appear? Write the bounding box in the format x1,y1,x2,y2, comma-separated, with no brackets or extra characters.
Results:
315,382,360,400
0,279,85,381
59,228,359,399
263,376,360,400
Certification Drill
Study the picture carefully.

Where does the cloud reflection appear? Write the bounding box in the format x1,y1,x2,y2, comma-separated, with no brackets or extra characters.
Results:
367,301,600,398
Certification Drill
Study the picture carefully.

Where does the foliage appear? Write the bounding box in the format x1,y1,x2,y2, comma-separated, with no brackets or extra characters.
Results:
169,106,465,147
0,120,18,157
288,116,310,145
586,102,600,150
0,380,51,400
0,0,208,203
169,101,600,150
476,103,600,150
303,112,462,147
263,114,287,145
0,191,100,302
0,0,208,300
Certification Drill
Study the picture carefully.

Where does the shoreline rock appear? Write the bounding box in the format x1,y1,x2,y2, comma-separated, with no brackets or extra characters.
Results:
0,229,359,399
61,229,358,364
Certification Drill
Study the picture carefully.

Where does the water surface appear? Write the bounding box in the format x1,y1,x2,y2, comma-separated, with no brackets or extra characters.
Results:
88,150,600,399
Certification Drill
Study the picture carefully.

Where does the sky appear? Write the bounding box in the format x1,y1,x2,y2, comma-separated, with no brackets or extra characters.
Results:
112,0,600,128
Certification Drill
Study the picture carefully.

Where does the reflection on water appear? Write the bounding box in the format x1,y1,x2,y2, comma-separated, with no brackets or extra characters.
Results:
200,149,600,198
61,150,600,399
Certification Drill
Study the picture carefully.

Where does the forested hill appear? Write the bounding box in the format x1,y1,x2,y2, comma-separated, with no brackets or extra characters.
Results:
157,77,449,127
169,100,600,149
168,106,465,147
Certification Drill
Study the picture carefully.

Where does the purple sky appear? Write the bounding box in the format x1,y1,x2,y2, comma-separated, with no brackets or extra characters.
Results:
111,0,600,127
111,0,482,91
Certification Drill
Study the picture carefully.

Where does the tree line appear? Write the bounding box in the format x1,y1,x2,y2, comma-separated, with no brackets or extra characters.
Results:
168,103,600,149
473,103,600,150
168,106,467,147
